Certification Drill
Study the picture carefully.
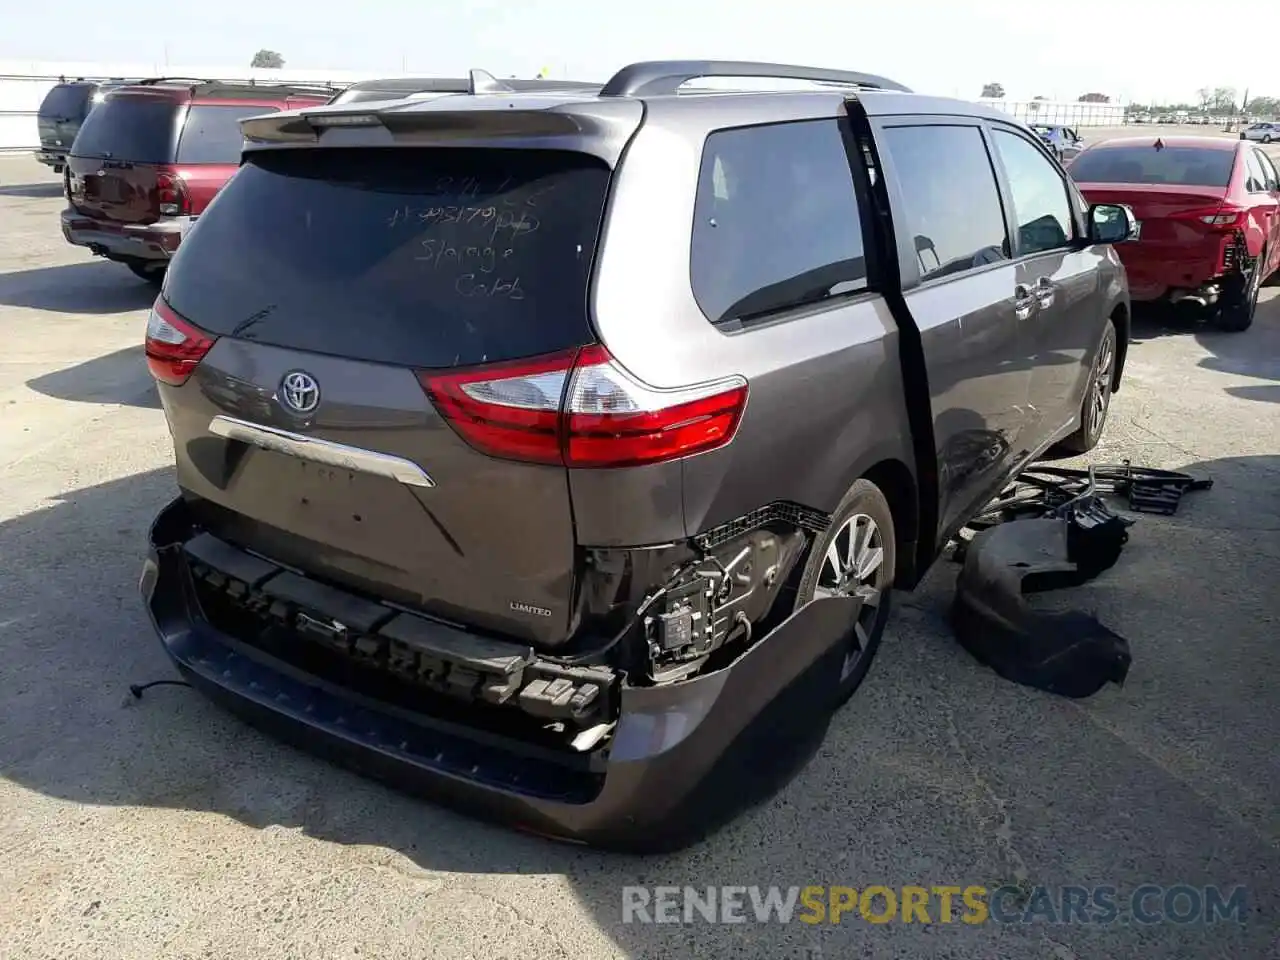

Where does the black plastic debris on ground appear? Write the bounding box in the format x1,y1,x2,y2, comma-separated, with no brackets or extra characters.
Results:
948,462,1210,699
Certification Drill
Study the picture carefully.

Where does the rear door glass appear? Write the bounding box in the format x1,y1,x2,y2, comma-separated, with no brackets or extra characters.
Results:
690,118,868,327
39,83,94,119
1068,146,1236,186
163,148,611,369
877,124,1010,282
70,97,179,162
177,105,277,163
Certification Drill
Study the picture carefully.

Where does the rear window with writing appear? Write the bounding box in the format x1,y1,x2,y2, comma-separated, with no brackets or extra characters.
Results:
162,148,611,368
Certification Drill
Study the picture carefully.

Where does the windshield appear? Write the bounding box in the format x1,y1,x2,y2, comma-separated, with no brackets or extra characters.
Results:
1068,145,1236,187
164,147,611,369
70,96,179,161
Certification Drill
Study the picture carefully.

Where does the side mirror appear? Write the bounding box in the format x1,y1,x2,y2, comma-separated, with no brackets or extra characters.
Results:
1088,203,1138,244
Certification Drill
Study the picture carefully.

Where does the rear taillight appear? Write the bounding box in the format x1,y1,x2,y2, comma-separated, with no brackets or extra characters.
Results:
145,299,215,386
156,171,190,217
420,345,749,468
1174,205,1246,230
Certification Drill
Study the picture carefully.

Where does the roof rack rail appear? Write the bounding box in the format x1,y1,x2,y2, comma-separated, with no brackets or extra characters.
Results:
135,76,213,85
599,60,912,98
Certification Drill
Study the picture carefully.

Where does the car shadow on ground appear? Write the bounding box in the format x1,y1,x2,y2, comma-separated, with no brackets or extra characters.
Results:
0,261,157,315
0,462,1276,958
0,182,65,199
1194,298,1280,404
24,345,160,408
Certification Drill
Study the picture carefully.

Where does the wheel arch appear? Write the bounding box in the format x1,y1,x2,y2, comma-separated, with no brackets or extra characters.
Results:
1110,301,1130,393
860,457,921,589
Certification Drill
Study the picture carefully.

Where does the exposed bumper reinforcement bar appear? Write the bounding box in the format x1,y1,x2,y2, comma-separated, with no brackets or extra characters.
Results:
141,495,861,852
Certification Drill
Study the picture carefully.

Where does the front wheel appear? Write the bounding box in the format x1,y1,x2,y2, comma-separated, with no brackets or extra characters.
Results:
1057,318,1117,455
1265,135,1274,144
793,479,895,706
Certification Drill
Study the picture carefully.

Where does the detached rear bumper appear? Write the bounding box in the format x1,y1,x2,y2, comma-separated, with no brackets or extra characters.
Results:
140,496,858,852
61,208,192,263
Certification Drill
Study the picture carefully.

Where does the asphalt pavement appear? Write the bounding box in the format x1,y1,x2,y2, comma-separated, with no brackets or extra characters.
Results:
0,151,1277,960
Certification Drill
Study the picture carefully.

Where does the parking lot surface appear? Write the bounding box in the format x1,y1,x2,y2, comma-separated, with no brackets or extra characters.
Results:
1,149,1277,960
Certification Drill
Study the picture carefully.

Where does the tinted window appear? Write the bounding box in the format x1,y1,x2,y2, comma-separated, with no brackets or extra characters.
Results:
1068,145,1236,187
70,96,179,162
992,129,1073,254
176,105,275,163
164,148,609,369
878,125,1009,282
39,83,94,119
691,119,867,327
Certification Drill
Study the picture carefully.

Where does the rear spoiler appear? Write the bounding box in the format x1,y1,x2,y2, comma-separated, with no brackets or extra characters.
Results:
240,87,643,166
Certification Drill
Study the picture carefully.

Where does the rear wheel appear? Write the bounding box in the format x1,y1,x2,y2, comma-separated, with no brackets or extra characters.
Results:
793,479,895,706
1265,135,1274,144
1213,255,1262,332
127,262,166,287
1057,318,1117,455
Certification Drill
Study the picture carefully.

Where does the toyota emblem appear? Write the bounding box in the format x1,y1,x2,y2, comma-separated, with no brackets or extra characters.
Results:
279,371,320,415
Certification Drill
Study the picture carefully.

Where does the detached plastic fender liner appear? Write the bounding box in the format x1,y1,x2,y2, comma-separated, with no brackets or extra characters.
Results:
949,516,1132,699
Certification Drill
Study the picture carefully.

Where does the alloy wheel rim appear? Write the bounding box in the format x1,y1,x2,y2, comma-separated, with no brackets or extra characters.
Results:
1089,333,1115,438
814,513,886,680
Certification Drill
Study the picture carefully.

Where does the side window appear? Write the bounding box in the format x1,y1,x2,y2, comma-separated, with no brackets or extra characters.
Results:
691,119,867,327
1256,150,1279,191
877,124,1009,282
176,105,279,164
1245,150,1270,192
991,129,1075,255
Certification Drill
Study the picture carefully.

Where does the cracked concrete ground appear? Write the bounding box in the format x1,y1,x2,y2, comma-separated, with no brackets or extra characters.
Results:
0,151,1277,960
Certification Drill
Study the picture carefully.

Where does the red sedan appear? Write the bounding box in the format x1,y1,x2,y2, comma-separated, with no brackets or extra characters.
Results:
1069,136,1280,331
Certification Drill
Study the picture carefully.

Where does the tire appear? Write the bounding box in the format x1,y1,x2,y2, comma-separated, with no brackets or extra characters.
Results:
1057,318,1117,455
1265,135,1273,144
127,262,165,287
793,479,896,706
1213,254,1262,332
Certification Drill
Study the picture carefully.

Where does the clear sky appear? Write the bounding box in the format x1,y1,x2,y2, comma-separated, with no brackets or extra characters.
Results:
2,0,1274,105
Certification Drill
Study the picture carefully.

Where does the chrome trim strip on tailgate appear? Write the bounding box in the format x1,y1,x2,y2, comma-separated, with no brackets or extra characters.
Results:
208,415,436,488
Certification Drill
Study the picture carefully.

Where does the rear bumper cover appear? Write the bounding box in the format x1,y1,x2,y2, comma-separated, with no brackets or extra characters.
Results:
60,208,191,262
33,148,65,168
140,495,859,851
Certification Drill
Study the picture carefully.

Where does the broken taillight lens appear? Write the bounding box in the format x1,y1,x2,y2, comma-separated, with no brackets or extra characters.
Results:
156,171,191,217
145,298,216,386
419,345,749,468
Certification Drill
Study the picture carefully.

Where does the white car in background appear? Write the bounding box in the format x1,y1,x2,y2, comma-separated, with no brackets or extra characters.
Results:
1241,122,1280,143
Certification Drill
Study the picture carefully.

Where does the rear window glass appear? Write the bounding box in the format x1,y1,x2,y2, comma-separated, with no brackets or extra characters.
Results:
164,148,610,369
71,96,178,162
1068,145,1236,187
39,83,94,119
691,119,868,328
176,105,274,163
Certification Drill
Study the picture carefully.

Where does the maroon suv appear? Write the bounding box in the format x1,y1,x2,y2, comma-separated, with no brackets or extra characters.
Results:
61,79,334,283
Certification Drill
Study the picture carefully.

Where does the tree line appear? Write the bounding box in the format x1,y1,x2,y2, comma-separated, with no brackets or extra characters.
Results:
979,82,1278,115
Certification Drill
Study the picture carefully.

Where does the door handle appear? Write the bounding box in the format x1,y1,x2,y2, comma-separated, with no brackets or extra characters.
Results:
1013,284,1036,320
1033,276,1056,309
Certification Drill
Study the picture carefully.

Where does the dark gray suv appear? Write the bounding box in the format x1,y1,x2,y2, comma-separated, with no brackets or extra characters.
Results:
140,62,1134,851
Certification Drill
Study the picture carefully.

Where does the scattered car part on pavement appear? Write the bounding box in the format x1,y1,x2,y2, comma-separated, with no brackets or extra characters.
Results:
947,461,1211,699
